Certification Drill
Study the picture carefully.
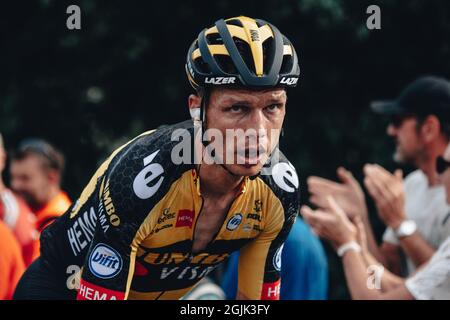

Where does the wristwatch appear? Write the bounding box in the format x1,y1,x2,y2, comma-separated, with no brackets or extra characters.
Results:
394,220,417,238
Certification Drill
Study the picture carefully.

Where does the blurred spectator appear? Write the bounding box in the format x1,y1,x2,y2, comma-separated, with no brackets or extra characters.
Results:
300,141,450,299
0,133,36,266
0,220,25,300
308,76,450,276
10,138,71,260
220,218,328,300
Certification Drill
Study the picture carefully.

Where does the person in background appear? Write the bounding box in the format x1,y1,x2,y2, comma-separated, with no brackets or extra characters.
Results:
308,76,450,276
220,217,329,300
0,220,25,300
300,141,450,299
0,133,36,266
10,138,71,260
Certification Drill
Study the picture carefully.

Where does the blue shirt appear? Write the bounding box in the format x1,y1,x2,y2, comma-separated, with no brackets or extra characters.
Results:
220,217,328,300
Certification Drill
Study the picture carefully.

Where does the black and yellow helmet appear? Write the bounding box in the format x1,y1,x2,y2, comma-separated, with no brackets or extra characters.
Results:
186,16,300,90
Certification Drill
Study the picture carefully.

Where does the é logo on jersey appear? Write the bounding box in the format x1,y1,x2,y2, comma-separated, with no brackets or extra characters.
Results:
133,150,164,199
272,162,299,193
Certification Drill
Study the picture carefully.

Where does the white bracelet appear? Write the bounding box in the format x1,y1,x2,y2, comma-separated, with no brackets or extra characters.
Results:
337,241,362,257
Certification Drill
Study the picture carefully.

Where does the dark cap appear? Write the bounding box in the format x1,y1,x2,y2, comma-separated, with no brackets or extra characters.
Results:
370,76,450,119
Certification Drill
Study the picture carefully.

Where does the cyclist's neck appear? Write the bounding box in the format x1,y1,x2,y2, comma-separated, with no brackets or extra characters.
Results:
198,163,244,198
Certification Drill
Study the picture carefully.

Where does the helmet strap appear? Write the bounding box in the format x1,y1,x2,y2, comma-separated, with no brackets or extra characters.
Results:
200,89,209,148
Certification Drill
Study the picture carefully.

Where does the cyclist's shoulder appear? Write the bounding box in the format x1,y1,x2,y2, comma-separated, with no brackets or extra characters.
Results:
119,120,194,156
107,120,195,174
103,120,195,213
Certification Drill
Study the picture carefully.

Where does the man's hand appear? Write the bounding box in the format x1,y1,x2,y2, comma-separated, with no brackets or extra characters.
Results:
300,196,357,248
307,167,368,219
363,164,406,230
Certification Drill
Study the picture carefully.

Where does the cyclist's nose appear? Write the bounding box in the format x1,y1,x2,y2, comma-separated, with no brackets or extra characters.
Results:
247,109,266,131
245,110,270,148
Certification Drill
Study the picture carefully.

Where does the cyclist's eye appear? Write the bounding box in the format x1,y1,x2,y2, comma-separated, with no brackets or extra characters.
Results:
228,105,247,113
265,104,281,112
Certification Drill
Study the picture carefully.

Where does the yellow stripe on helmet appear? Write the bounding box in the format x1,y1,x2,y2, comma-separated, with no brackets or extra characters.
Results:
235,16,265,76
192,44,230,60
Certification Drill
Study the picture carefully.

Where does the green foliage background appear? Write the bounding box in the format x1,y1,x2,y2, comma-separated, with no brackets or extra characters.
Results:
1,0,450,299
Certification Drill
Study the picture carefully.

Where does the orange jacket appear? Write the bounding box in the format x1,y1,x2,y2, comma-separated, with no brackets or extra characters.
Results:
0,220,25,300
0,189,36,266
31,191,71,261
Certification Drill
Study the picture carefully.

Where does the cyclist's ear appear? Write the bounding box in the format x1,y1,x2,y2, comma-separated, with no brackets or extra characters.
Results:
188,94,201,108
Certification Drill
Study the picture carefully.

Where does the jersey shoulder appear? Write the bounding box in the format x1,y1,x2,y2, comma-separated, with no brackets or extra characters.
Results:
100,120,195,233
258,148,300,220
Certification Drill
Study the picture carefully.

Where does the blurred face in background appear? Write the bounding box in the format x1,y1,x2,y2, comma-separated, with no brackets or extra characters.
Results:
387,115,424,166
10,154,57,210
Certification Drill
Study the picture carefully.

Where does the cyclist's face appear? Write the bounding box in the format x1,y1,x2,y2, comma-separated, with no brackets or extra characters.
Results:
206,87,287,176
10,154,55,209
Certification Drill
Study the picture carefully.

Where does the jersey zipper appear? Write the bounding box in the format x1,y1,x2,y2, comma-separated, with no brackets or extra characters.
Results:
189,194,205,262
189,188,243,261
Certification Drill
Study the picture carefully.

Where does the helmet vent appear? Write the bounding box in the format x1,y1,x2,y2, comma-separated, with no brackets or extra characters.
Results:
194,57,210,74
215,55,237,75
206,33,223,45
280,54,294,74
262,37,275,75
233,37,256,74
226,19,243,27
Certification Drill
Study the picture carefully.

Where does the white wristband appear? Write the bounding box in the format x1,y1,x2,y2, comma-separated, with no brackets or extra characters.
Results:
337,241,362,257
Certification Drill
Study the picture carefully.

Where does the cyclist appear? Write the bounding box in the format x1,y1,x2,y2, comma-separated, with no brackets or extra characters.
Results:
14,16,301,300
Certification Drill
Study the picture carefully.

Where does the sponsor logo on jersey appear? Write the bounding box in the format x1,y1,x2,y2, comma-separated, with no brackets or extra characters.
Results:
204,76,236,85
176,209,195,228
67,206,97,256
88,243,123,279
246,213,262,222
226,213,243,231
272,161,299,193
279,77,298,86
159,265,218,281
77,280,124,300
261,279,281,300
143,252,228,265
244,200,262,222
149,223,173,235
273,244,284,271
157,208,176,224
101,178,120,227
133,149,164,199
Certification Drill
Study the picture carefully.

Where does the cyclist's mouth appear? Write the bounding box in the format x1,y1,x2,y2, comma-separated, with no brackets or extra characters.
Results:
235,148,266,165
